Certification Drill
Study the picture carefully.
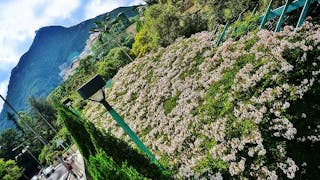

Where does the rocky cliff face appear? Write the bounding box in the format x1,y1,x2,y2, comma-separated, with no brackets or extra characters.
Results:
0,6,138,130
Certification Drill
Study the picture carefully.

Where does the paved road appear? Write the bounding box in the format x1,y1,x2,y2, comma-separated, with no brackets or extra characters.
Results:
40,148,86,180
46,164,68,180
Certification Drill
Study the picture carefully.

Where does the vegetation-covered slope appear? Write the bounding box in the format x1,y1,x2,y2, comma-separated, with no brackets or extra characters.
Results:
83,22,320,178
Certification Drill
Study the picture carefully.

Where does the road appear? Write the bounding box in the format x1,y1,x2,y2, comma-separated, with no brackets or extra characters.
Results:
46,164,68,180
39,148,86,180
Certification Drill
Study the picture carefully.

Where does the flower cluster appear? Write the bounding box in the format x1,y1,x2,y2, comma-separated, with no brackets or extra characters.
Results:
277,158,299,179
269,118,297,140
83,22,320,179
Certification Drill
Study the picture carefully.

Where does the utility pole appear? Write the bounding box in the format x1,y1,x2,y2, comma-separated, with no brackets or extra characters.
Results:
0,94,48,145
33,108,58,133
0,94,75,176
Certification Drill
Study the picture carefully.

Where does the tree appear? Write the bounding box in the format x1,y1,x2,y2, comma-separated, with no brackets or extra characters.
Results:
0,127,41,178
132,3,209,57
132,4,183,57
56,104,97,159
0,159,23,180
97,47,133,80
144,0,160,5
38,145,55,165
91,13,134,62
0,128,20,160
88,151,146,180
55,103,168,179
6,112,24,133
28,96,58,129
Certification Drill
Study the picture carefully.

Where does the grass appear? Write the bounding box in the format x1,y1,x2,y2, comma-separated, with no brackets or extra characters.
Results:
164,92,182,115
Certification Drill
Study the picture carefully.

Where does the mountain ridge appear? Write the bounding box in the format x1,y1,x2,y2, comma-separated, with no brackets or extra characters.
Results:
0,6,139,130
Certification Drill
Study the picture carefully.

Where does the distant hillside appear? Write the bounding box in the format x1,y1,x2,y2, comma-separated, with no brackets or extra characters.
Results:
0,6,139,130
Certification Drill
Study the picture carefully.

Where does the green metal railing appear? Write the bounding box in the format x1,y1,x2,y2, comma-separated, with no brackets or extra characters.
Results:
217,21,230,46
216,0,319,46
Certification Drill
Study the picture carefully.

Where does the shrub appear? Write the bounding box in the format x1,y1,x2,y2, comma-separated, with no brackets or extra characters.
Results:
56,103,168,179
132,3,208,57
56,104,97,158
230,13,260,40
194,0,263,29
88,151,146,180
38,145,55,165
182,11,208,38
97,47,133,80
132,4,183,57
0,159,23,180
132,28,158,57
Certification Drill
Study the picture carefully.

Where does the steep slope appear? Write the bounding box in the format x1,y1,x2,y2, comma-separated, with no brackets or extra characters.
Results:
0,6,138,130
83,22,320,178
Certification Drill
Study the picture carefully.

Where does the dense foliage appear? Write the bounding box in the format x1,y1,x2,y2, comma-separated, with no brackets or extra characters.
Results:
0,127,41,177
132,3,207,57
0,159,23,180
49,13,136,110
88,151,146,180
83,22,320,179
131,0,274,57
97,47,133,80
55,103,167,179
0,128,21,160
0,97,70,177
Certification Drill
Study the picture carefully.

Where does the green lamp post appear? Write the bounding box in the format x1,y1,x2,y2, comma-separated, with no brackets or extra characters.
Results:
62,97,82,116
77,75,163,170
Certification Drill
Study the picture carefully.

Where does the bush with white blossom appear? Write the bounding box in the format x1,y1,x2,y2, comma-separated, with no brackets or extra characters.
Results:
83,22,320,179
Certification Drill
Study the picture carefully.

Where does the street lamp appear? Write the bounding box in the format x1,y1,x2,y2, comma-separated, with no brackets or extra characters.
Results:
77,75,163,169
62,98,73,107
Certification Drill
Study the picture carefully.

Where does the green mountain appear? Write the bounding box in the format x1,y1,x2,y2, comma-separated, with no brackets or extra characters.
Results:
0,6,138,130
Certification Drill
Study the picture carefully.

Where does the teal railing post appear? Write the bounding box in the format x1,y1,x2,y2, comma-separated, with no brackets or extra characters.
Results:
71,108,82,117
275,0,291,32
101,100,164,171
260,0,273,29
252,4,259,15
212,26,219,42
105,79,113,89
245,4,260,34
213,26,218,35
231,14,243,37
296,0,312,27
217,20,230,46
259,0,317,22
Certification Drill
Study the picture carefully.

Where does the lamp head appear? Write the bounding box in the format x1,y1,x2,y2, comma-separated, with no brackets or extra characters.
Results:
62,98,73,107
77,75,106,102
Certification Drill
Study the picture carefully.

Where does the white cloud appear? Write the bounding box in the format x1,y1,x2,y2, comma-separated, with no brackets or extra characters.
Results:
85,0,122,19
43,0,81,20
84,0,145,19
0,0,81,66
128,0,145,6
0,79,9,112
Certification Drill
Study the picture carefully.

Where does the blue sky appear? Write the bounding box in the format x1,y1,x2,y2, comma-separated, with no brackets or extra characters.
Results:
0,0,145,111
